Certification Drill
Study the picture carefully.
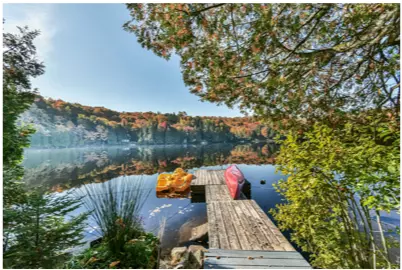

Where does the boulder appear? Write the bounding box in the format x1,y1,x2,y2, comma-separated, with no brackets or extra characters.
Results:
179,218,208,244
179,220,208,244
170,247,188,266
169,245,207,269
189,223,208,242
187,245,207,269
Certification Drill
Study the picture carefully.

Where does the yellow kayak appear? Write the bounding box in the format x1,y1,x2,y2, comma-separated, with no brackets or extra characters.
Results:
156,168,193,193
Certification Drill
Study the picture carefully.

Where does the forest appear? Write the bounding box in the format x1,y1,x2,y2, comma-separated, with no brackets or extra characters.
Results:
20,95,276,148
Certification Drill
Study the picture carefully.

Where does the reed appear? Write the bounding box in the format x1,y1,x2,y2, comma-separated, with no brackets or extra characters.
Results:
75,176,151,255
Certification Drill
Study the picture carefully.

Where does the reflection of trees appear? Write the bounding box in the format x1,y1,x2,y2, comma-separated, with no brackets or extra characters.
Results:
23,143,279,192
226,144,278,165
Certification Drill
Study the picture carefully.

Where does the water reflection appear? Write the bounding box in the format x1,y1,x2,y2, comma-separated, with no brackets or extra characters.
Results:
22,144,400,256
22,143,278,191
22,144,281,250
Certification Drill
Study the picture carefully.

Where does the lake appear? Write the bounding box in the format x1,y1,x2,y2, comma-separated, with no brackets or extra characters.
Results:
21,143,399,258
22,143,289,251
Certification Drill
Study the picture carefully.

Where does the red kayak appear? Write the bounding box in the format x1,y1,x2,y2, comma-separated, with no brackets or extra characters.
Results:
224,165,245,199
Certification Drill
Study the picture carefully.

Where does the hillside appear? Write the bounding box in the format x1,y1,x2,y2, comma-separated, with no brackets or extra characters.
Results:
19,96,276,148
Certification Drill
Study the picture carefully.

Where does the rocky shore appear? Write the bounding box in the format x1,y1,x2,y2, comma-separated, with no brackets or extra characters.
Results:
159,222,209,269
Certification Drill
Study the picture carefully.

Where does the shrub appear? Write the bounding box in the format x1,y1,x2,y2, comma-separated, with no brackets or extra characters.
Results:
65,233,158,269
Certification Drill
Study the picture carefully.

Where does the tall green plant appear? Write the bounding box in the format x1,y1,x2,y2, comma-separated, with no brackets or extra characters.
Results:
75,176,151,255
3,190,89,269
271,115,399,268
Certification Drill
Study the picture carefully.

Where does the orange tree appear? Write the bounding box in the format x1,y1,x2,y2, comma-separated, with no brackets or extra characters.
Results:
124,4,400,268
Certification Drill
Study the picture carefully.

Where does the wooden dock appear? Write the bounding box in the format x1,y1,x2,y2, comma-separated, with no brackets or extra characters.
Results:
204,249,312,269
191,169,311,269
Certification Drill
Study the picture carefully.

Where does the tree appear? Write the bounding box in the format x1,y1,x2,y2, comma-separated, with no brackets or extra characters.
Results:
272,116,399,268
3,25,45,206
3,26,45,89
3,25,88,269
3,190,89,269
124,4,400,268
124,3,399,129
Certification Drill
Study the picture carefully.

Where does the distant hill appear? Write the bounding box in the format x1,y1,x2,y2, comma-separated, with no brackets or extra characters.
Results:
19,96,276,148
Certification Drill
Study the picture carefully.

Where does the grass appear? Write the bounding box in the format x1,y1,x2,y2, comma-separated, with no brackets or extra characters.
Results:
69,176,159,268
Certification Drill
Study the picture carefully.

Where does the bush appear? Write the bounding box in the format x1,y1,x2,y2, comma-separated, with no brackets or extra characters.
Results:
65,232,159,269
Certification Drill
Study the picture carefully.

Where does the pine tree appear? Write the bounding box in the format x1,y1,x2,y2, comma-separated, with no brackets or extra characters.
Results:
3,25,44,206
3,25,88,269
3,189,89,269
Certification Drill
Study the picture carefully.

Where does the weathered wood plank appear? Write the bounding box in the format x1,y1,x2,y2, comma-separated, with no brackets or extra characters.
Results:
211,170,216,184
219,201,241,250
211,202,230,249
223,201,252,250
237,200,273,250
194,169,311,268
204,264,311,269
207,199,292,251
207,202,219,249
231,201,262,250
205,185,211,201
205,250,304,259
206,185,232,203
248,200,295,251
240,200,279,250
205,257,311,267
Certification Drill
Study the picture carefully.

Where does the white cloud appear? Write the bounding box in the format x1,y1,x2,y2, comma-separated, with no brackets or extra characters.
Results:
3,4,56,62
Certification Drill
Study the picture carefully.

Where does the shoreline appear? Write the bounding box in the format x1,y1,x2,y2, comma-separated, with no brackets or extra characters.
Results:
24,140,277,151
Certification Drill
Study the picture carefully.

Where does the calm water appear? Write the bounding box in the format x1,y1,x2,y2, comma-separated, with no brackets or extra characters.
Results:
22,143,287,250
22,143,399,257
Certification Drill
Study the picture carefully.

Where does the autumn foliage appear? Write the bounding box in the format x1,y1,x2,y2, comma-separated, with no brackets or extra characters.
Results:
25,95,277,147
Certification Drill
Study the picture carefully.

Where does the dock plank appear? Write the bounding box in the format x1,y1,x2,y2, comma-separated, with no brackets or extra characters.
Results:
204,264,311,269
189,169,311,268
232,201,261,250
205,257,311,267
239,200,279,250
237,200,273,250
212,200,230,249
220,201,242,250
222,200,251,250
205,250,304,259
248,200,295,251
207,203,219,249
204,249,311,269
205,185,231,203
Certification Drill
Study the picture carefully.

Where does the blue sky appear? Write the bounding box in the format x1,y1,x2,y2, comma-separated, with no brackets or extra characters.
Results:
3,3,242,117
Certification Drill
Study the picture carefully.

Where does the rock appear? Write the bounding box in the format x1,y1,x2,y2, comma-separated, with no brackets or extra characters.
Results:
189,223,208,242
169,245,207,269
158,257,171,269
188,245,207,254
170,247,188,266
187,245,207,269
260,180,266,184
174,263,185,269
178,220,194,244
178,217,207,244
